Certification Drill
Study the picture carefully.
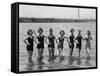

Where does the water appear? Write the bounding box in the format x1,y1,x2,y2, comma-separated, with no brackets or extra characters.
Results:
19,22,96,71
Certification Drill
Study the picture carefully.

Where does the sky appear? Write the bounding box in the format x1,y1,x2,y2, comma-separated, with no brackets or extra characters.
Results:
19,5,96,19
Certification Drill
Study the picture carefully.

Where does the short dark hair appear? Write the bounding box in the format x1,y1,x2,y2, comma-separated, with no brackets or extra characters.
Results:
70,28,75,32
87,30,91,35
27,29,33,35
60,30,65,35
78,30,81,33
49,28,53,32
38,27,43,33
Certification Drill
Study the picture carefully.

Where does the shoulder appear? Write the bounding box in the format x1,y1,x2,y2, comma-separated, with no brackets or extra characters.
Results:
85,35,87,38
53,35,56,38
80,35,83,38
69,36,71,38
24,35,29,40
75,35,78,39
47,35,49,38
43,35,46,37
47,35,49,37
41,34,45,38
36,35,39,38
32,36,34,38
64,36,67,38
70,35,74,38
58,36,60,39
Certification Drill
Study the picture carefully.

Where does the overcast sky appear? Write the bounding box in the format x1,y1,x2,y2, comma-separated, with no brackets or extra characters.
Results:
19,5,96,19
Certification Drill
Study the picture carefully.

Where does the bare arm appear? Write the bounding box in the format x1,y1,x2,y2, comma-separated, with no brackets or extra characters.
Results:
67,37,70,44
56,38,59,44
24,37,30,45
45,36,48,45
74,39,77,44
82,35,87,40
33,30,37,36
82,37,85,40
74,37,78,44
90,36,93,40
82,35,85,40
34,37,38,44
64,36,68,39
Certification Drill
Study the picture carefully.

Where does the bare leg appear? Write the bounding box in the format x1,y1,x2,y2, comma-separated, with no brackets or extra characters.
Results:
59,48,62,57
27,51,33,63
60,49,63,57
86,48,91,60
69,48,71,57
70,48,74,57
40,48,44,57
79,48,81,57
59,48,64,62
86,48,90,56
48,48,51,57
52,48,55,59
39,48,44,64
37,49,41,62
51,48,55,63
38,49,40,58
48,48,51,62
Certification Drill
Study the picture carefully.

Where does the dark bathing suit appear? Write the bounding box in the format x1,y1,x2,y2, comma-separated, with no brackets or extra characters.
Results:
27,36,34,51
75,35,82,49
85,35,91,49
48,35,55,48
69,35,74,49
58,37,64,49
37,35,45,49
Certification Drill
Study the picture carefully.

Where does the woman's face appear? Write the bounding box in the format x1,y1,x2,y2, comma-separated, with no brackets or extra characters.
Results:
49,30,53,34
60,31,64,36
78,30,81,34
29,30,33,35
86,31,89,35
38,29,42,34
71,31,74,34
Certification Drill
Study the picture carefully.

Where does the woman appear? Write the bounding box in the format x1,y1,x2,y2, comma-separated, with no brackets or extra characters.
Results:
35,28,46,64
45,28,56,63
84,30,92,59
56,30,67,62
67,28,75,58
24,29,35,63
75,30,83,57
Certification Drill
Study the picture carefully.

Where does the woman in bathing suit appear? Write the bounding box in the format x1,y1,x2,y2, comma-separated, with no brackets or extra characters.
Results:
35,28,46,64
45,28,56,63
24,29,35,63
56,30,67,62
67,28,75,58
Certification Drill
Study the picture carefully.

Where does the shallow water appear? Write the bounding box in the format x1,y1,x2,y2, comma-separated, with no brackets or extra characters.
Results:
19,22,96,71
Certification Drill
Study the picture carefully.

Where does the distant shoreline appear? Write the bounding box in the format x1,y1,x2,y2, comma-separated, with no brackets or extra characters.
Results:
19,17,96,23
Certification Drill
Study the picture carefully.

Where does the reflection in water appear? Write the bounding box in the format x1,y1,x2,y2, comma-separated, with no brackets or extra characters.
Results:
26,66,33,71
26,62,34,71
77,57,81,65
46,66,54,70
85,58,92,66
37,64,43,70
26,62,44,71
59,56,65,63
24,56,94,71
68,56,74,65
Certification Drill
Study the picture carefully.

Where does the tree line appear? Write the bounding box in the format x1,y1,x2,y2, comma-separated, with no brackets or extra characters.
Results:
19,17,96,23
